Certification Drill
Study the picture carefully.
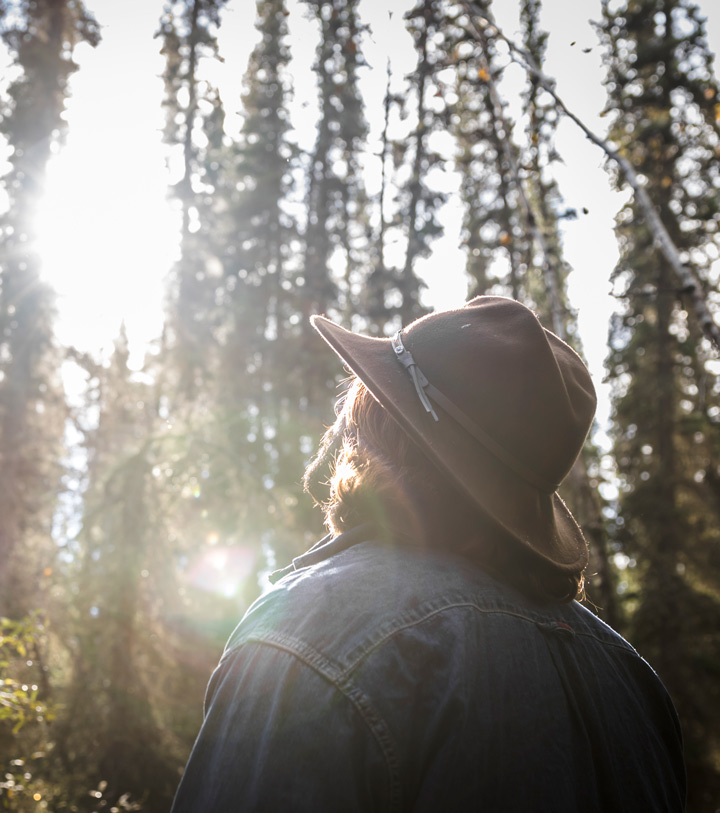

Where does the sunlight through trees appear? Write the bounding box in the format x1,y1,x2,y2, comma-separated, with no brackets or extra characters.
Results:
0,0,719,809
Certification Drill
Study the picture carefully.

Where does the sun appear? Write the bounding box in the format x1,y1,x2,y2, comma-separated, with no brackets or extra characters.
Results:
31,4,182,370
35,125,179,368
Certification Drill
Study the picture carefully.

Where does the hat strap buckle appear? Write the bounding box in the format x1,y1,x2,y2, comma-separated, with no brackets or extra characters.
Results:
391,331,558,494
391,331,440,422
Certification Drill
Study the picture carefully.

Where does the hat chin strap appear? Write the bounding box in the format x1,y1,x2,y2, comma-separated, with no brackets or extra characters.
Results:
391,330,558,495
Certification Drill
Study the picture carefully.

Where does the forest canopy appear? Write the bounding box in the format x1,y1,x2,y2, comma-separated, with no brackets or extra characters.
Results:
0,0,719,810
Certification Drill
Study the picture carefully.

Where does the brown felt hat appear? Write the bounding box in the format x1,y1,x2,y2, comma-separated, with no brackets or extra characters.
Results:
310,296,597,572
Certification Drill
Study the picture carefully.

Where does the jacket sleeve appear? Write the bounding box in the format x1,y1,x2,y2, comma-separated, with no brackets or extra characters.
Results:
170,641,394,812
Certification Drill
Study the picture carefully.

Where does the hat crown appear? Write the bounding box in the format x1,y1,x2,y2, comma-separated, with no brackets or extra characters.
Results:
403,296,596,490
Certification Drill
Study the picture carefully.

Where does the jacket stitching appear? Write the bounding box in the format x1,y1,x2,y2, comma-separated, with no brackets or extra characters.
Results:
338,602,637,676
237,632,403,813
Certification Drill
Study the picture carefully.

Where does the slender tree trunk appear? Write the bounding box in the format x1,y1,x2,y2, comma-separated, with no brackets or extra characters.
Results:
651,261,684,683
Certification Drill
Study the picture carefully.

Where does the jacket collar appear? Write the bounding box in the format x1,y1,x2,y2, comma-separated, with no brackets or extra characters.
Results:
268,523,373,584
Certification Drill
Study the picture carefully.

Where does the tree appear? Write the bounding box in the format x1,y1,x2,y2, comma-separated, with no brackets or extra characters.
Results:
600,0,720,804
515,0,618,624
363,0,450,334
0,0,99,619
396,0,446,323
301,0,369,328
54,333,179,810
449,1,535,301
209,0,312,568
157,0,229,397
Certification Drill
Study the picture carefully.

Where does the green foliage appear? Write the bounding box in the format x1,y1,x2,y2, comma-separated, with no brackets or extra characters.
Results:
0,615,53,734
0,614,59,811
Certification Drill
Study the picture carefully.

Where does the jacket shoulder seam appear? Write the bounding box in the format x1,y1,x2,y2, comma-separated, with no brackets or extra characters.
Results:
232,632,403,812
340,601,637,674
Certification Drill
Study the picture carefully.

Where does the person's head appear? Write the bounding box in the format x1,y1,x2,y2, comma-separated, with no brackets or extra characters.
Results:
305,377,584,603
305,375,475,544
305,296,597,603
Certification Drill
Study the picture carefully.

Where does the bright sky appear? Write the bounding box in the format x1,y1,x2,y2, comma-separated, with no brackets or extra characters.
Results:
28,0,720,434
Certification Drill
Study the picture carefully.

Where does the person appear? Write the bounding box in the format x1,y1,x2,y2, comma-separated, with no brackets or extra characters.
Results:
171,296,686,812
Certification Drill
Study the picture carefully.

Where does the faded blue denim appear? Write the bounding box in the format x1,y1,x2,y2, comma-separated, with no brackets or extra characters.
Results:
171,525,686,811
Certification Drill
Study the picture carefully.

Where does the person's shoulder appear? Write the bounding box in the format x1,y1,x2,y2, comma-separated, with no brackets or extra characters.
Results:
561,597,639,654
223,536,493,662
221,534,643,679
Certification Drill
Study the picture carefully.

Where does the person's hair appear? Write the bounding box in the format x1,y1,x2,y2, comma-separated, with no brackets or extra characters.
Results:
304,377,584,604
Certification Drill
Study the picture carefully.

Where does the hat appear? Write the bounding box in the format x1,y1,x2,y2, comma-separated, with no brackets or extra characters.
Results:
310,296,597,572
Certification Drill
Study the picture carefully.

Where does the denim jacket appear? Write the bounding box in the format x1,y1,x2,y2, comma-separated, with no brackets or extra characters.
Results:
171,525,686,812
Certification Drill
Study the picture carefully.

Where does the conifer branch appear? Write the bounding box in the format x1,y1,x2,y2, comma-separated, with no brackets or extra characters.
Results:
470,17,567,339
463,2,720,352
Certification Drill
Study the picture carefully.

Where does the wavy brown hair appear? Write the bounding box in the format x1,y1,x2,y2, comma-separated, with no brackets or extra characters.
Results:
304,378,584,603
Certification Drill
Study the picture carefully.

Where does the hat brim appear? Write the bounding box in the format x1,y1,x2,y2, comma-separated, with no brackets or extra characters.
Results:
311,314,588,573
